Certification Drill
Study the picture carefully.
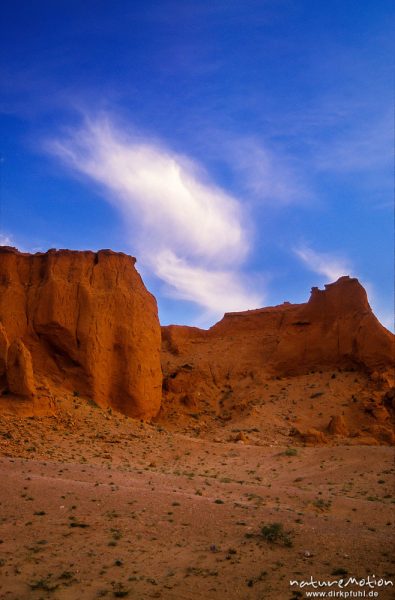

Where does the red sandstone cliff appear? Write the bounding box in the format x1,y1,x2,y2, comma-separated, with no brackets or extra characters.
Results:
160,277,394,439
0,247,393,443
0,247,162,418
210,276,393,376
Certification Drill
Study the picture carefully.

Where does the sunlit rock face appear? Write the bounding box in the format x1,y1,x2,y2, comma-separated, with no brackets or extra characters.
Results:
0,247,162,419
161,276,394,437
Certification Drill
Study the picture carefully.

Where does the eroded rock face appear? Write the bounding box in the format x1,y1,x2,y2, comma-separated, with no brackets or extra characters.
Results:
0,247,162,418
7,340,36,397
206,276,393,377
0,323,8,378
160,277,394,441
327,415,349,436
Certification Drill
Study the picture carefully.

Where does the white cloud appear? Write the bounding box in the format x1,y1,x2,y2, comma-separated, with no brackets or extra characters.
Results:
155,250,263,317
0,234,13,246
294,245,352,281
49,116,263,316
199,133,311,206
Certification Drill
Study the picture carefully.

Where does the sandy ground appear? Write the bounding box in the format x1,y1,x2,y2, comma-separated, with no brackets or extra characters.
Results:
0,395,394,600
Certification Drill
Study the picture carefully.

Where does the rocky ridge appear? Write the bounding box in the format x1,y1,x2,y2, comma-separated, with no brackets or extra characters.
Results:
160,276,394,443
0,248,393,444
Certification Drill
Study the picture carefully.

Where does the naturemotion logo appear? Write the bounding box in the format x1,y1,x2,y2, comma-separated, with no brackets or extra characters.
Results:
290,574,393,598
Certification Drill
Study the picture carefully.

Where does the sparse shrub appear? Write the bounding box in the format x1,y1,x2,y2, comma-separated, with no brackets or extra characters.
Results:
283,448,298,456
113,587,129,598
29,578,58,592
260,522,293,547
313,498,331,510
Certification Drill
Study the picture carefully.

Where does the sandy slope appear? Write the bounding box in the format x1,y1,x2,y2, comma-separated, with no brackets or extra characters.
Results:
0,396,394,600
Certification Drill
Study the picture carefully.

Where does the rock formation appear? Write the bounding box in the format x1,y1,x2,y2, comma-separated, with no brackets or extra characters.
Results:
0,247,162,418
6,339,36,397
0,246,393,445
160,276,394,441
327,415,349,436
162,276,393,380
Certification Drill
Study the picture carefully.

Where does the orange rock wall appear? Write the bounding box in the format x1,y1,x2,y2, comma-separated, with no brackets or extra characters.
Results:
161,277,394,414
0,247,162,418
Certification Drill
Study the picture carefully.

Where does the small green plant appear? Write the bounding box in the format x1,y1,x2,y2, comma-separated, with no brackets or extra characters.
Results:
29,578,58,592
313,498,331,510
112,583,129,597
260,522,293,547
283,448,298,456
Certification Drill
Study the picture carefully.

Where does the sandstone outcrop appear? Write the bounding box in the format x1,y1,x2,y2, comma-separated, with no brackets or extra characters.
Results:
7,339,36,397
0,247,162,418
160,277,394,443
291,427,327,446
0,246,393,445
327,415,349,436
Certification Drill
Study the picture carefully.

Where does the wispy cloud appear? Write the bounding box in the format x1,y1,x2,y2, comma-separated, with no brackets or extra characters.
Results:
193,131,311,206
155,250,262,315
48,115,263,318
294,245,352,281
0,234,14,246
225,137,311,206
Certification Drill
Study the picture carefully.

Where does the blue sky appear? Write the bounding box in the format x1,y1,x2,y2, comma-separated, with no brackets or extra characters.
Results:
0,0,393,328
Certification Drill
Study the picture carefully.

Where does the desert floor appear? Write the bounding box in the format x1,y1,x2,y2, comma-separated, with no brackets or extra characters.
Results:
0,395,394,600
